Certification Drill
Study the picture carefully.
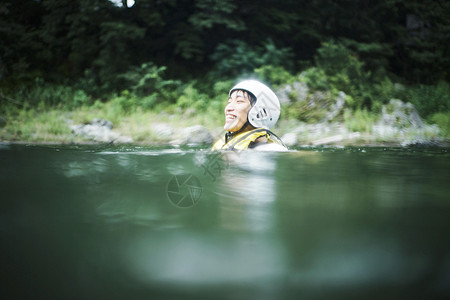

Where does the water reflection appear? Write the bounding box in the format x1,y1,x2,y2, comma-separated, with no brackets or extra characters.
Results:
124,232,286,286
60,158,109,178
290,232,430,286
121,151,288,289
1,145,449,299
217,152,278,232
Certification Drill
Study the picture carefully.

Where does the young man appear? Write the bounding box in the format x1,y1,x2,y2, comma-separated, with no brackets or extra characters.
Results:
212,80,287,151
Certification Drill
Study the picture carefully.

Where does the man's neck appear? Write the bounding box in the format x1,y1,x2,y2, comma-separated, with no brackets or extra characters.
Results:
225,123,255,143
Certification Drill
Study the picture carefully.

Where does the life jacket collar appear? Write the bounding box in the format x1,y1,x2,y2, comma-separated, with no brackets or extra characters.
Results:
212,128,286,151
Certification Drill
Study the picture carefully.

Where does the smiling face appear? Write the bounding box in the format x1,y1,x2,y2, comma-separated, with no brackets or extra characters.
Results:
224,90,252,132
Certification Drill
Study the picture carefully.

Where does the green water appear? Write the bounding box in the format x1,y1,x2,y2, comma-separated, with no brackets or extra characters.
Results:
1,144,449,299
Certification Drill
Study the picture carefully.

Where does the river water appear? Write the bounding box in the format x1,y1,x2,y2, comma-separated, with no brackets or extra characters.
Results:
1,144,449,299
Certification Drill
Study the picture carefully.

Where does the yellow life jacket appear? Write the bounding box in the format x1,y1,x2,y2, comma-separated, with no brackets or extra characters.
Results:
212,128,286,151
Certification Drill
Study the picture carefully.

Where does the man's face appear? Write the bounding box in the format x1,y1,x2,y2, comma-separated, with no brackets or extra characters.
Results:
224,90,252,132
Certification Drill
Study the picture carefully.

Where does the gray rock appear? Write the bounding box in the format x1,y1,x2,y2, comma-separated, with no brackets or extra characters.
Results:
323,91,346,122
71,118,132,143
380,99,424,128
183,125,213,145
184,108,197,117
277,81,308,104
153,123,174,138
307,90,345,123
373,99,439,145
278,82,346,123
91,118,113,130
114,135,133,143
290,122,353,145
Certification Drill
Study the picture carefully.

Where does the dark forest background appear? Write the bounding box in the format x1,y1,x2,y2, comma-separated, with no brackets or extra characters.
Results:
0,0,449,133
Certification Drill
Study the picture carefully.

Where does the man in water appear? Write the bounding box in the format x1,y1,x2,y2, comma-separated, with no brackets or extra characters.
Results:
212,79,288,151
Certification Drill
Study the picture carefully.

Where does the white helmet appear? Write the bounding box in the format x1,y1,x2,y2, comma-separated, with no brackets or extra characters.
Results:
229,80,280,129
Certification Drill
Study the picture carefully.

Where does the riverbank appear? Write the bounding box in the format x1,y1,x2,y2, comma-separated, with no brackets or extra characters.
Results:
1,103,448,148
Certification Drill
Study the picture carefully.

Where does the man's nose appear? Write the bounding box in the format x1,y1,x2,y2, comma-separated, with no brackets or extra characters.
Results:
225,102,235,111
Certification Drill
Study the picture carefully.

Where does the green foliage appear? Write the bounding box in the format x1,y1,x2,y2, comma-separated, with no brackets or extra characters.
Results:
344,109,376,133
399,2,450,82
254,66,296,87
120,63,175,96
210,39,294,79
2,81,92,110
2,0,450,89
177,84,209,111
0,1,45,84
308,42,373,109
404,82,450,118
429,112,450,139
1,106,72,142
92,21,146,89
369,78,405,112
189,0,245,31
299,42,401,111
117,62,182,110
282,100,325,124
1,0,449,144
298,67,330,91
316,41,365,79
212,80,234,96
111,91,135,114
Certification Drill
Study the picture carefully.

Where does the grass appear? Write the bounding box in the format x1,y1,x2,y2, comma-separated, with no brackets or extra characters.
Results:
344,108,376,133
0,100,225,144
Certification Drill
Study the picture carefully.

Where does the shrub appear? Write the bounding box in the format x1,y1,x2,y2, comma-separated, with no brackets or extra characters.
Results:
298,67,332,91
405,81,450,118
3,82,93,110
119,62,181,103
344,109,376,133
370,77,405,112
177,84,209,111
301,41,374,110
429,112,450,139
254,65,295,87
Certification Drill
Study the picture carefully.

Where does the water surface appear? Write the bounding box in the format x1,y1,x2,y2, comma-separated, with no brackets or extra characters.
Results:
1,144,449,299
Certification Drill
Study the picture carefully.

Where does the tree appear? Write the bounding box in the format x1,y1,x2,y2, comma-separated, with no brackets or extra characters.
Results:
0,0,45,84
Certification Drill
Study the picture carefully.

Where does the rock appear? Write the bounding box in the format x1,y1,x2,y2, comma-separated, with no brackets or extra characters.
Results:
91,118,113,130
184,108,197,117
277,81,308,104
153,123,174,138
307,90,345,123
323,91,346,122
278,81,346,123
281,132,298,147
312,132,361,146
70,118,132,143
183,125,213,145
380,99,424,128
289,122,355,145
373,99,440,145
113,135,133,143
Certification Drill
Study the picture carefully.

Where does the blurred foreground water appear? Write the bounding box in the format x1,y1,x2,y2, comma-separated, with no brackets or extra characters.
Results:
1,144,449,299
